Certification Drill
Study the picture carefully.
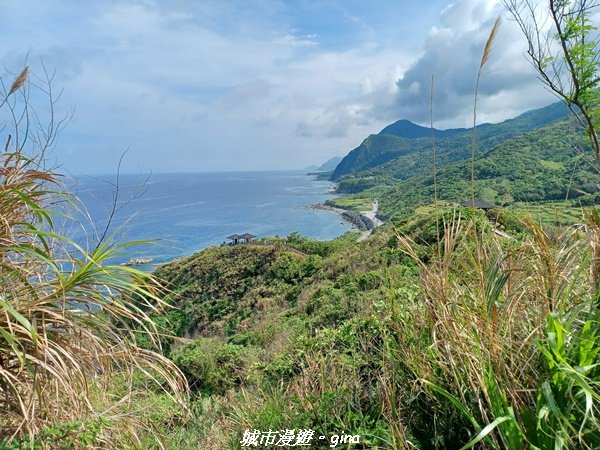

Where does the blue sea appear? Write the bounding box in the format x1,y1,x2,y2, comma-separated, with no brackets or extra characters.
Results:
65,171,351,267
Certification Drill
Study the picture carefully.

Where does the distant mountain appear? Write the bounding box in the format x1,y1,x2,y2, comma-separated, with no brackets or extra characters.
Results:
332,102,569,181
379,119,466,139
317,156,343,171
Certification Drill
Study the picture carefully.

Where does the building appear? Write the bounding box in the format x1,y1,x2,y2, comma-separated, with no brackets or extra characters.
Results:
227,234,241,244
227,233,256,244
240,233,256,243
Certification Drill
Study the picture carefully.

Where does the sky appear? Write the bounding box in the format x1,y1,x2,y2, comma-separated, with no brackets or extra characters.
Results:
0,0,557,175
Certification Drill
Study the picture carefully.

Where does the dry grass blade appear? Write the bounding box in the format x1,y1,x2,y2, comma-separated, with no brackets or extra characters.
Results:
471,17,501,207
393,209,594,446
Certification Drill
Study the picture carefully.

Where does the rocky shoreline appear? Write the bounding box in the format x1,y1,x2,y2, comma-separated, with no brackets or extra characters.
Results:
309,203,376,231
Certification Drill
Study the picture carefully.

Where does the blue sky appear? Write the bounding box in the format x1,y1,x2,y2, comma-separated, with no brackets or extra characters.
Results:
0,0,554,174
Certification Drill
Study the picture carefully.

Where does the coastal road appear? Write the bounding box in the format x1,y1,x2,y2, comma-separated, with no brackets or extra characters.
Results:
357,200,382,242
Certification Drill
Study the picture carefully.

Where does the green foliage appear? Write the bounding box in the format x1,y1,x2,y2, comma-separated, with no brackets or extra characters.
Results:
376,119,597,217
146,204,599,448
171,338,251,396
330,105,600,222
303,284,362,329
135,310,187,354
327,194,375,212
395,206,490,247
1,419,106,449
529,312,600,448
332,102,568,181
0,68,188,445
437,310,600,450
155,245,300,337
492,208,528,234
285,231,332,257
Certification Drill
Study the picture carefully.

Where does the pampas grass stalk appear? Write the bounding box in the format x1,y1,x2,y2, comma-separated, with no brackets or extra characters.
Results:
471,18,500,207
0,67,189,448
8,66,29,96
431,74,438,208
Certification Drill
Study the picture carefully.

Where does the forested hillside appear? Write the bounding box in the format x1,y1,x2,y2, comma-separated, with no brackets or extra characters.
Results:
328,105,598,219
331,101,568,181
129,202,600,449
376,118,598,217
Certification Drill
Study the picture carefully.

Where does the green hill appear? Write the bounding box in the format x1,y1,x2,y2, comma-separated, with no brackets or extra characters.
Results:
379,118,467,139
124,103,600,448
327,103,600,218
376,118,598,217
135,198,598,448
331,101,568,182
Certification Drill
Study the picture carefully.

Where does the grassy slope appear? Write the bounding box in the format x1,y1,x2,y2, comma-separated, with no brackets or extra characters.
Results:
139,230,423,448
125,106,600,449
132,199,600,450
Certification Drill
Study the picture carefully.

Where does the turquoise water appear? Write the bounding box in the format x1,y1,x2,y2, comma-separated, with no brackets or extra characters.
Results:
66,171,351,266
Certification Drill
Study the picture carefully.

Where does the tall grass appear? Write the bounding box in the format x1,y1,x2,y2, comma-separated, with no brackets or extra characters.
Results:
394,212,600,449
470,17,500,207
0,67,188,447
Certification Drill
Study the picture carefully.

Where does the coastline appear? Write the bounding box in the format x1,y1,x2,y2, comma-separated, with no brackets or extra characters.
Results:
132,201,380,270
309,203,379,231
75,171,349,268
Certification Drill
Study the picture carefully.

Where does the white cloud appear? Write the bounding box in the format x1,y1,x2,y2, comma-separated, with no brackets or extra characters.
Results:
0,0,559,173
375,0,555,127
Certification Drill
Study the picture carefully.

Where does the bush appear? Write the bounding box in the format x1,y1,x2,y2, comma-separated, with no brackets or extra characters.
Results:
172,338,248,395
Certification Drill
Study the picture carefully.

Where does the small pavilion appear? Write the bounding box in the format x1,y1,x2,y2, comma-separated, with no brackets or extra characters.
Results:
240,233,256,243
226,233,257,244
227,234,241,244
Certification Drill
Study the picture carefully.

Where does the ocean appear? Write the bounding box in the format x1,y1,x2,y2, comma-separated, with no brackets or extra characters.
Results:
65,171,351,267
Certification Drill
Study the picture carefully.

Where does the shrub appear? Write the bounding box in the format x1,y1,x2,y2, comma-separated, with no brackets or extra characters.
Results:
172,338,248,395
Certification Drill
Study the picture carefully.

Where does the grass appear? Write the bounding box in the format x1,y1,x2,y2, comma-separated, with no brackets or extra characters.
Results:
0,68,188,448
392,211,600,448
3,12,600,447
328,195,375,212
539,159,564,170
511,202,585,225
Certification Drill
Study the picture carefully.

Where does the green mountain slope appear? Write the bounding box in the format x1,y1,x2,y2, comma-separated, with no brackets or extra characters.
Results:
373,118,598,217
134,105,600,449
379,118,467,139
332,101,568,182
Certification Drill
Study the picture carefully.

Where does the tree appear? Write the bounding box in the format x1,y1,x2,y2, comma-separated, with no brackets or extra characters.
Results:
503,0,600,162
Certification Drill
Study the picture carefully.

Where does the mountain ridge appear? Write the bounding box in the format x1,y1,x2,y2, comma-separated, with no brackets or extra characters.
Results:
379,119,467,139
331,101,569,181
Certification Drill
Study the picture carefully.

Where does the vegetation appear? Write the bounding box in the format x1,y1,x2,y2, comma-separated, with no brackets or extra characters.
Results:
0,67,187,448
3,1,600,448
503,0,600,161
130,2,600,448
125,207,598,449
331,117,599,220
331,101,568,182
